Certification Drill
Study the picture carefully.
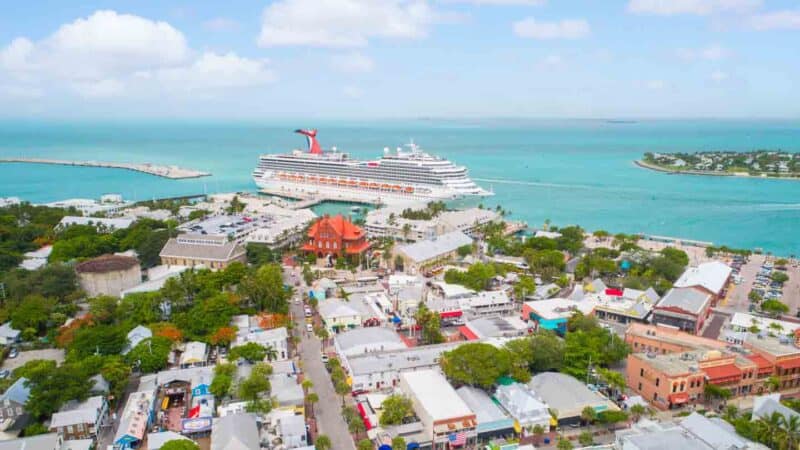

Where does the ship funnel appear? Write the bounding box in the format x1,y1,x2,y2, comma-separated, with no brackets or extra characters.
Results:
295,129,322,155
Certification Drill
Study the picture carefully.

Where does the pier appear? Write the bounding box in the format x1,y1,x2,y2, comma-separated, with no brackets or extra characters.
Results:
0,157,210,179
258,187,387,210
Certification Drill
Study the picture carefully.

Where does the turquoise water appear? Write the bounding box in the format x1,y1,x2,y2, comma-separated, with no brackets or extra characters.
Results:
1,119,799,255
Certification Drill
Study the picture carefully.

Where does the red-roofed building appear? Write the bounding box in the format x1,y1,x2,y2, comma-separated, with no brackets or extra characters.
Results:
302,214,370,258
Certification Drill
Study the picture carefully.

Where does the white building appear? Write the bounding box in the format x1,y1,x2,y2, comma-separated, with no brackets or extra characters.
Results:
395,231,473,274
57,216,134,232
230,318,289,361
674,261,733,298
179,205,316,248
722,312,800,345
615,413,767,450
365,207,499,242
18,245,52,271
0,322,20,346
179,342,208,367
45,195,130,216
493,383,550,430
399,370,477,450
318,299,364,333
343,342,462,391
333,327,406,358
123,325,152,355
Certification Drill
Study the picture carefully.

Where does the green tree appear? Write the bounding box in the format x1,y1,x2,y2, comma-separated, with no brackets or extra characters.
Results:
159,440,200,450
532,424,545,443
761,299,789,315
556,436,573,450
456,244,473,257
239,264,289,313
100,358,132,401
315,435,332,450
10,295,54,335
771,271,789,284
24,363,92,418
210,363,236,399
630,404,647,421
391,436,406,450
581,406,597,425
238,363,272,403
513,275,536,301
414,302,444,345
68,324,127,358
88,296,119,324
529,331,565,372
357,439,373,450
578,431,594,446
23,423,49,436
379,395,414,426
440,342,511,389
229,343,267,363
125,336,173,373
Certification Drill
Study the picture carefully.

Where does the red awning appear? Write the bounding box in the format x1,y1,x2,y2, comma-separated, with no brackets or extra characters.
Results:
439,310,463,319
356,402,372,430
703,364,742,384
777,358,800,371
669,392,689,404
747,354,774,374
605,288,623,297
459,326,479,341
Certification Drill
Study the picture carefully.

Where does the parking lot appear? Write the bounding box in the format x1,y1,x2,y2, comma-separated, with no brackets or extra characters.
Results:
724,253,800,316
1,348,65,372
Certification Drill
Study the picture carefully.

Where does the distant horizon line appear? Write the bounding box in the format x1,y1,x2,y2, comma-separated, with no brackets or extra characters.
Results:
0,116,798,123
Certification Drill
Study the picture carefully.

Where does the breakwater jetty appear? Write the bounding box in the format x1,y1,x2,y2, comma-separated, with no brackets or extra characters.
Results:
0,157,210,179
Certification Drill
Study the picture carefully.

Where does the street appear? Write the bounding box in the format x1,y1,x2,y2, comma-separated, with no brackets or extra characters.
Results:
285,266,356,450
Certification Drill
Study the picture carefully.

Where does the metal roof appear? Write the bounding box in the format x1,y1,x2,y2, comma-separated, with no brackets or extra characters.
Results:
655,287,711,315
397,231,472,263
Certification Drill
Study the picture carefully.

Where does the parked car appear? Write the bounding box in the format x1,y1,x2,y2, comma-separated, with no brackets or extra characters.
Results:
8,347,18,359
0,370,9,379
306,323,314,332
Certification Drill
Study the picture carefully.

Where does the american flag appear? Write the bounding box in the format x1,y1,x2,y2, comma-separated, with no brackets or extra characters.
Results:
448,431,466,446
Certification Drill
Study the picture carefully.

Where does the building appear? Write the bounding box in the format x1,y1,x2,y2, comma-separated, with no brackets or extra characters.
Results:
210,413,259,450
651,287,712,334
179,342,208,367
0,433,63,450
0,378,30,431
752,393,800,423
45,195,130,216
343,342,463,392
741,331,800,391
19,245,52,271
674,261,732,303
364,207,499,242
318,299,364,333
146,431,192,450
123,325,152,355
615,413,766,450
121,265,190,298
459,316,530,341
231,320,289,361
114,390,156,449
399,370,477,450
459,291,516,319
395,231,473,274
520,298,598,335
301,214,370,258
590,287,660,325
159,234,246,270
75,254,142,298
722,312,800,345
0,322,20,346
455,386,515,443
178,206,316,248
492,383,550,430
57,216,134,232
333,327,406,358
49,396,107,441
527,372,618,426
277,414,308,448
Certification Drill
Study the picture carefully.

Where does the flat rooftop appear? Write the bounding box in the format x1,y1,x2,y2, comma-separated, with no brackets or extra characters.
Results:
401,369,474,422
346,342,462,376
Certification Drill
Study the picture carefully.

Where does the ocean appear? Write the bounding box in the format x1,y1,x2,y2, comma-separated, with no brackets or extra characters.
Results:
1,119,799,255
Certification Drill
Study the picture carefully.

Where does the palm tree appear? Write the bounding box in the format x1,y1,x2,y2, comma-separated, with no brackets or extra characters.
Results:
556,436,573,450
581,406,597,426
755,412,784,448
766,376,781,392
532,424,545,444
630,404,647,422
723,404,739,422
301,379,313,393
314,435,332,450
782,414,800,450
401,223,412,241
263,345,278,361
306,392,319,417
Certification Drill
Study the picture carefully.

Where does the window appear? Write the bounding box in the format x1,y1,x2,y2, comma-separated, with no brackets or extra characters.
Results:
640,368,644,377
638,382,642,390
680,382,685,391
672,384,677,393
656,378,660,387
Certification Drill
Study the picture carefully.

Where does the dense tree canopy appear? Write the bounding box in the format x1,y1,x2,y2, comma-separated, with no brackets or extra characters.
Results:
379,395,414,426
125,336,173,373
440,343,511,389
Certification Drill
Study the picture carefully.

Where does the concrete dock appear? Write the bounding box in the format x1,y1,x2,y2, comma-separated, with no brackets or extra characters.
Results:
0,157,210,179
258,187,386,209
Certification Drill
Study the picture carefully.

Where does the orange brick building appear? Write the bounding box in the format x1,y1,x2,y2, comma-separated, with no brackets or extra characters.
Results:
625,323,800,410
301,214,370,259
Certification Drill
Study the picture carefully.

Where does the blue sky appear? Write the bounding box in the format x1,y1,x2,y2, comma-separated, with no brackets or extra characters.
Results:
0,0,798,119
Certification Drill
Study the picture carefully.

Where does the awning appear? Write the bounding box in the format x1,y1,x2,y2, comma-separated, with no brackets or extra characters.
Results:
746,354,774,374
458,326,479,341
669,392,689,404
777,358,800,371
703,364,742,384
605,288,623,296
356,402,372,430
439,310,463,319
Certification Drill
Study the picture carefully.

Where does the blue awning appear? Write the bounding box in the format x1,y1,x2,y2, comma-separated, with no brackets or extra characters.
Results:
379,445,392,450
392,316,401,324
407,444,420,450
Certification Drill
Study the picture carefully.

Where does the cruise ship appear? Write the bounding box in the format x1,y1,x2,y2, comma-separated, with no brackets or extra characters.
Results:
252,129,492,203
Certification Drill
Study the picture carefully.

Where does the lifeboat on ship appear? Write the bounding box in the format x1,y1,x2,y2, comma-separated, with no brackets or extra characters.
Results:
369,182,380,189
296,174,306,181
381,184,391,190
309,176,318,182
348,180,358,186
391,185,402,192
359,181,369,187
338,179,348,186
404,186,414,193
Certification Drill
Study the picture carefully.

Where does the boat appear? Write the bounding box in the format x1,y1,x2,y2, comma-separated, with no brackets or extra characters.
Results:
252,129,491,202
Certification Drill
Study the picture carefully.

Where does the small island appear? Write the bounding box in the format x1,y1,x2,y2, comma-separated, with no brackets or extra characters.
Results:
636,150,800,179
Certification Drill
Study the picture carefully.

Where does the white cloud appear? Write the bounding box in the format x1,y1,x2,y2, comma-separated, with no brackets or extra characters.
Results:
749,10,800,30
203,17,240,32
258,0,440,48
627,0,761,16
710,70,729,81
155,52,276,89
676,44,730,61
343,85,364,98
645,79,665,89
540,54,563,67
330,52,375,73
0,10,276,100
513,17,590,39
443,0,546,5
